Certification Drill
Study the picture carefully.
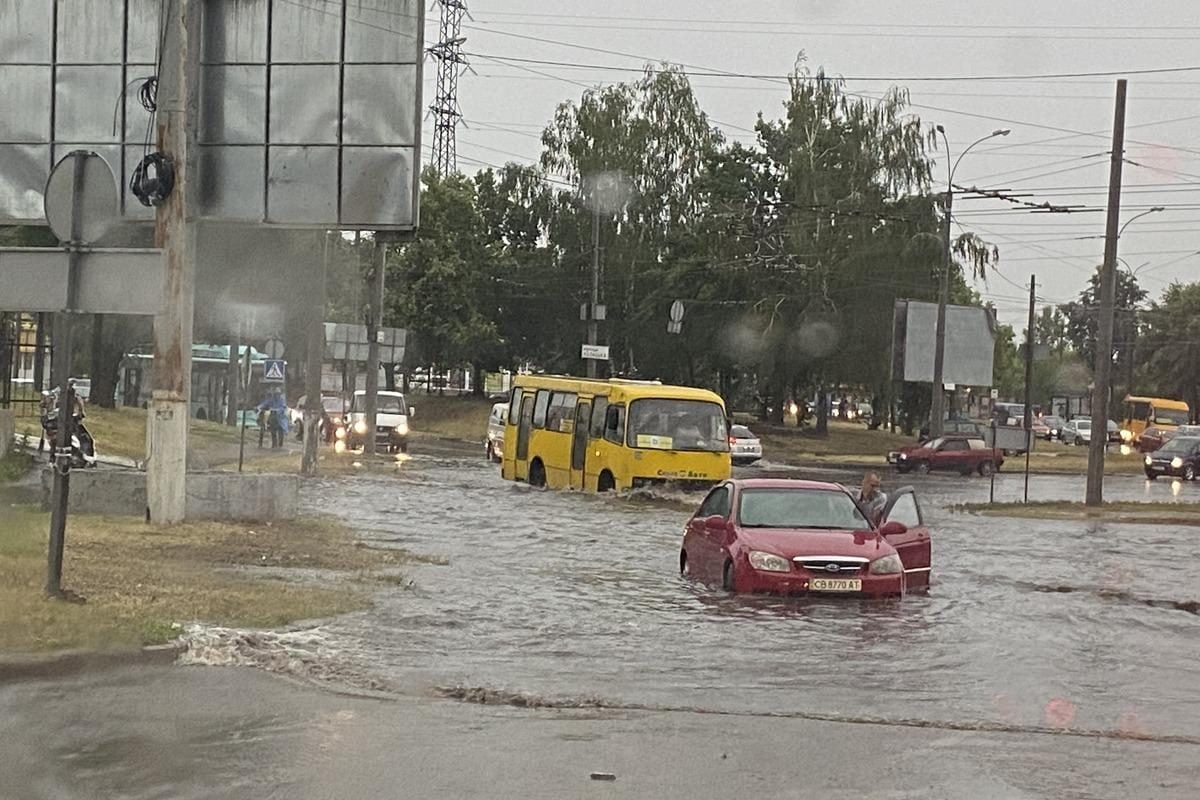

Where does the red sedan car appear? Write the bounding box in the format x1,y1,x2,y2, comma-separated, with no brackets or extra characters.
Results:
680,478,931,596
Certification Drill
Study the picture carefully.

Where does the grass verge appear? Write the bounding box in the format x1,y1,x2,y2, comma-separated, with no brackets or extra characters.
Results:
952,499,1200,525
0,450,33,483
409,394,493,441
0,506,427,653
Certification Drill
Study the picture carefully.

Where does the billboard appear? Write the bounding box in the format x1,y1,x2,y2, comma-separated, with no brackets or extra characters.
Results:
892,300,997,386
0,0,423,230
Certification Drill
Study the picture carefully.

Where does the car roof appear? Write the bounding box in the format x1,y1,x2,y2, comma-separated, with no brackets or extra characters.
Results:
353,389,405,397
728,478,847,492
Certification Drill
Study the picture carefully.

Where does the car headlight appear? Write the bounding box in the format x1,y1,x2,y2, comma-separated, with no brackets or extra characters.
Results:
354,420,368,435
1050,429,1058,436
335,426,347,440
899,453,908,460
1145,455,1153,466
869,554,904,575
1121,429,1133,442
1172,457,1184,468
397,420,409,435
748,551,791,573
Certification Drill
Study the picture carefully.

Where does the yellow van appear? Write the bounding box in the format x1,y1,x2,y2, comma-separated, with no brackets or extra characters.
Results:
1120,395,1190,442
500,375,732,491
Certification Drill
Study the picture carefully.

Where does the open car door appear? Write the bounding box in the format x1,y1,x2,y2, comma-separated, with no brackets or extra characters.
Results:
879,487,932,591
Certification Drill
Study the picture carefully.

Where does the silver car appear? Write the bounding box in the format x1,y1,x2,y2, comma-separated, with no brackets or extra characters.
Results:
486,401,507,462
730,424,763,466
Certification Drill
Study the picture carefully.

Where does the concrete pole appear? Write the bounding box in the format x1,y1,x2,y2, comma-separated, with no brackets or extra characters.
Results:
301,233,328,474
146,0,200,523
1085,79,1127,507
587,204,600,379
930,187,952,438
362,235,387,457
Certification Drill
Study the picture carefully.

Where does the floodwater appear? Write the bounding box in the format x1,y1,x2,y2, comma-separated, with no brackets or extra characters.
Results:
264,455,1200,741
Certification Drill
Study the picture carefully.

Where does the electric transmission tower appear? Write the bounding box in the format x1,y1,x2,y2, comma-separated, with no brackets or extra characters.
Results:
428,0,468,175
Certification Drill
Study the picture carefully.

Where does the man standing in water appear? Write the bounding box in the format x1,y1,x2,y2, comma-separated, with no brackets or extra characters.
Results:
856,472,888,525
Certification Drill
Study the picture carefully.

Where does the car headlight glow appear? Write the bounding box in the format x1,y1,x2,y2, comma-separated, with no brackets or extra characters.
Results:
869,554,904,575
1171,457,1184,468
899,453,908,460
1050,429,1058,436
748,551,791,573
354,420,368,435
335,426,347,440
1121,429,1133,442
397,420,409,435
1145,455,1153,466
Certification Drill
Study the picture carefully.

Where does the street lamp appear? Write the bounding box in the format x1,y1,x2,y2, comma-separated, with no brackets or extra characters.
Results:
1118,206,1164,238
929,126,1011,437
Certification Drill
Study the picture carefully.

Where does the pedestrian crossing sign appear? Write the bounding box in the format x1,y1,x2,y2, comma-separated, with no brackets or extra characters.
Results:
264,359,286,383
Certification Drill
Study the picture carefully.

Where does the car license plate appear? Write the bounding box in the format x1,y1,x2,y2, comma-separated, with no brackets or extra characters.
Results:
810,578,862,592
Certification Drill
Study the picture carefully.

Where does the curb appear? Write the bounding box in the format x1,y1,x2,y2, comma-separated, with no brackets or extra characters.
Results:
0,642,184,684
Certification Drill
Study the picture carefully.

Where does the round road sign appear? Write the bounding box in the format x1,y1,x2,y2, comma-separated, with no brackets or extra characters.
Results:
44,151,120,244
263,338,286,359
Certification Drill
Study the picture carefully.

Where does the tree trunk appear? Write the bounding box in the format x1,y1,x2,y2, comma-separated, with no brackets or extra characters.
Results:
383,364,396,391
226,340,240,425
88,315,122,409
472,362,485,396
815,389,829,436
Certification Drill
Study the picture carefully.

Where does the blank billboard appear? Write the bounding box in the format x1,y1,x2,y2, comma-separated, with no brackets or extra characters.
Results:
892,300,996,386
0,0,423,230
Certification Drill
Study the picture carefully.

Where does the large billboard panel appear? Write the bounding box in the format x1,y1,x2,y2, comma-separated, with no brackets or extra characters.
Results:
0,0,423,230
892,300,997,386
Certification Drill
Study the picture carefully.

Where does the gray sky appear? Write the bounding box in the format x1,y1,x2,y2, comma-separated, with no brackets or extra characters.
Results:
425,0,1200,329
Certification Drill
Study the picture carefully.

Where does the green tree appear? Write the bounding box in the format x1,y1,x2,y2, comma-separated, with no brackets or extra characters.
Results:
1060,267,1147,373
1140,282,1200,417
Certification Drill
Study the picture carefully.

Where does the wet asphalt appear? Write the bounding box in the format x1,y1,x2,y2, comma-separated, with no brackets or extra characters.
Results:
3,450,1200,797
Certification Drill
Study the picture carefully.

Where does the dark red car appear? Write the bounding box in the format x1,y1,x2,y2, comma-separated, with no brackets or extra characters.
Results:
890,435,1003,476
679,478,931,596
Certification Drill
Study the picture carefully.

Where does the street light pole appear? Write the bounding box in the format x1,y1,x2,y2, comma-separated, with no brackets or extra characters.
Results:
930,126,1010,438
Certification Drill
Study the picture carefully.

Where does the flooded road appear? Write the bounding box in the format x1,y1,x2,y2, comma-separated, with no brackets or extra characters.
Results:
298,456,1200,741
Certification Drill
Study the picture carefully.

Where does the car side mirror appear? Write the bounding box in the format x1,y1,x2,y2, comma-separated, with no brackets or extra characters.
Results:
408,406,416,418
704,515,728,532
878,520,908,537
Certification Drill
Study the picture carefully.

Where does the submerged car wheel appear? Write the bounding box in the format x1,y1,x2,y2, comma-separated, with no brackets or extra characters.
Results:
680,551,690,577
1186,465,1197,481
485,442,494,461
529,459,547,488
913,460,930,474
722,561,736,592
597,470,616,493
978,460,995,477
1146,472,1158,481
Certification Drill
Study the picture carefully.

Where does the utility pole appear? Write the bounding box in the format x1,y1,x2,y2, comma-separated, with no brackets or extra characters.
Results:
1086,79,1127,507
147,0,200,523
1023,275,1036,504
930,183,953,438
587,204,600,379
302,232,329,474
362,234,388,457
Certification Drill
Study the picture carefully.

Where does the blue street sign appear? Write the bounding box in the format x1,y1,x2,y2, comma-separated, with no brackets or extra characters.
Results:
263,359,286,383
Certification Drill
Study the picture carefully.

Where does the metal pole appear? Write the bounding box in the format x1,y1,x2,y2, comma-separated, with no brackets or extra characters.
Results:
46,151,88,597
147,0,200,523
302,233,329,474
237,342,250,473
1086,79,1128,507
989,419,997,505
587,203,600,379
1024,275,1036,504
362,234,387,457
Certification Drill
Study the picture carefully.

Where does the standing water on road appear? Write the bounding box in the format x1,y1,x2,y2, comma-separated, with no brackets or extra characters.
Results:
284,457,1200,738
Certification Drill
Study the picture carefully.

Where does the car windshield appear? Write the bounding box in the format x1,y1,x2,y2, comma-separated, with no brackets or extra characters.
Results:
627,398,729,452
731,425,754,439
322,397,345,413
738,488,868,529
924,437,945,449
1154,408,1190,426
350,394,407,415
1159,436,1199,455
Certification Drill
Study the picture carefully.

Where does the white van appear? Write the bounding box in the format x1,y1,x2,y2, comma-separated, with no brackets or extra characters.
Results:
346,390,414,453
486,401,507,462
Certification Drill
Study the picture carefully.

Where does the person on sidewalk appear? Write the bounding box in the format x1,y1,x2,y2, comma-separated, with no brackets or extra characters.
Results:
256,387,290,449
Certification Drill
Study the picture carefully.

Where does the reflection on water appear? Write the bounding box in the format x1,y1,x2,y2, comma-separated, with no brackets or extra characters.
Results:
282,460,1200,737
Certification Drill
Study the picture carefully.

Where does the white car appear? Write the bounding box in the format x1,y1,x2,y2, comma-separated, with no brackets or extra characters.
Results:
343,390,414,454
730,424,763,465
486,401,507,462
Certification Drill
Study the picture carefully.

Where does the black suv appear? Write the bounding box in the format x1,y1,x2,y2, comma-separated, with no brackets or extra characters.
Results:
1144,435,1200,481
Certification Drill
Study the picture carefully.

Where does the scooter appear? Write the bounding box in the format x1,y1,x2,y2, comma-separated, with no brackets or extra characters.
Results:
40,390,97,469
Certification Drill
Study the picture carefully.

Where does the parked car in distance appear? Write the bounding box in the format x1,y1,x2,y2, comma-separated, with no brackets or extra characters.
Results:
679,478,931,596
486,401,507,462
890,435,1004,476
1039,415,1065,441
729,425,763,465
1135,426,1175,453
1061,419,1091,445
1144,435,1200,481
1031,418,1051,440
918,418,986,443
1107,420,1122,442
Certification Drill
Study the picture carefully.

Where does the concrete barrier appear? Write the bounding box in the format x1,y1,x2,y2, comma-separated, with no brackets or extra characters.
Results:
0,409,13,458
41,469,299,521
